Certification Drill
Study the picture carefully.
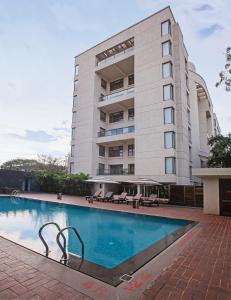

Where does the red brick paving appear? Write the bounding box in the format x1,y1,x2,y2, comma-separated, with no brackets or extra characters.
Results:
140,215,231,300
0,247,91,299
1,193,231,299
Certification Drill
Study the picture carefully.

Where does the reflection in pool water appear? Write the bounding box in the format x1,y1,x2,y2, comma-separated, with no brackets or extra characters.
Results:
0,196,189,269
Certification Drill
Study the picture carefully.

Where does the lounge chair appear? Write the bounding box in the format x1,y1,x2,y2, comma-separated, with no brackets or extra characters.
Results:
98,191,114,202
141,194,159,207
85,190,102,202
113,192,127,204
126,193,142,205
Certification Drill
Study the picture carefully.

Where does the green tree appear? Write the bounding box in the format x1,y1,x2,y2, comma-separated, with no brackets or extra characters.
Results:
216,47,231,91
1,159,40,171
208,134,231,167
1,156,66,173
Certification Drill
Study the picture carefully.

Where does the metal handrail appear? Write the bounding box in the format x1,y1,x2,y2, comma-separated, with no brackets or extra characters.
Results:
38,222,66,257
56,226,84,263
11,190,20,201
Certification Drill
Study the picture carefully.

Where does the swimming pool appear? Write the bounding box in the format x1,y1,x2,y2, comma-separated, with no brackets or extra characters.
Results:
0,196,196,285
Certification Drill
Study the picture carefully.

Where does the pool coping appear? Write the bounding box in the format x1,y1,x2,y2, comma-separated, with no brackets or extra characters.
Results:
0,195,198,286
66,220,197,286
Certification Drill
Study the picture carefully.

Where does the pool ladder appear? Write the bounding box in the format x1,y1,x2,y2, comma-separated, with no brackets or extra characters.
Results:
38,222,84,265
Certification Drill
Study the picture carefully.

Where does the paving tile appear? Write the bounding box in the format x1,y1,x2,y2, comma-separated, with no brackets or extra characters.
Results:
1,193,231,300
0,288,18,299
10,283,28,295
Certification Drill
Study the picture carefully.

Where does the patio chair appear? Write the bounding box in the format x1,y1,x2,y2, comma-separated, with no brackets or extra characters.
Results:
85,190,102,202
113,192,127,204
98,191,114,202
126,193,142,205
141,194,159,207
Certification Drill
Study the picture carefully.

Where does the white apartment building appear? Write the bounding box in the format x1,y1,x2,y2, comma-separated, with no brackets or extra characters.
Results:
69,6,220,185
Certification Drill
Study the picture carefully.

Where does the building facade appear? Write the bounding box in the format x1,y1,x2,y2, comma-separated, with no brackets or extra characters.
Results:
69,6,220,185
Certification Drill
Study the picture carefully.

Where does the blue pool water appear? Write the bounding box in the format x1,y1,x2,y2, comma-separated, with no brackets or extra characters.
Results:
0,196,189,269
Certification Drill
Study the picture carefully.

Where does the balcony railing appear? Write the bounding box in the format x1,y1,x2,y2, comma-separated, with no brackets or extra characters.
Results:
98,126,134,137
96,47,134,67
97,169,135,175
99,87,134,102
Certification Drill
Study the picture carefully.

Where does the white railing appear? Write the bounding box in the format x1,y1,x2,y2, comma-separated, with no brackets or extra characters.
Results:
99,87,134,102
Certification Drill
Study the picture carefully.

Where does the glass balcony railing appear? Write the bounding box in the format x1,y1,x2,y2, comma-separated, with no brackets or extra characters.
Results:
98,126,135,137
96,47,134,67
99,87,134,102
97,169,135,175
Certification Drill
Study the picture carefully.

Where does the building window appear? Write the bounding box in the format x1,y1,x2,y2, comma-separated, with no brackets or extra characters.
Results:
164,131,175,148
101,78,107,89
100,110,106,122
98,163,105,175
186,91,190,107
189,166,192,180
74,80,78,91
72,111,76,123
163,84,173,100
165,157,176,174
128,144,135,156
128,108,134,120
185,58,188,72
71,128,76,139
109,146,123,157
164,107,174,124
70,162,74,174
99,145,105,157
73,95,77,107
162,40,172,57
75,65,79,76
110,78,123,91
161,20,171,36
188,127,192,143
128,164,135,175
128,74,134,85
162,62,172,78
189,146,192,162
71,145,75,157
186,74,189,90
187,109,191,124
109,164,123,175
109,111,123,123
99,127,105,137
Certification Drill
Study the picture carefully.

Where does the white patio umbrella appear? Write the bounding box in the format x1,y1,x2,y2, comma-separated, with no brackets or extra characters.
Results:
124,178,162,196
85,178,120,195
85,178,120,184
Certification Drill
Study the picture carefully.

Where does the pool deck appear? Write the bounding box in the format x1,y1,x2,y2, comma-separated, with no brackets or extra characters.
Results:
0,192,230,299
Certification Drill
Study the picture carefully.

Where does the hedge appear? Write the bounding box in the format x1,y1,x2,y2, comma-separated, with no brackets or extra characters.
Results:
36,172,91,196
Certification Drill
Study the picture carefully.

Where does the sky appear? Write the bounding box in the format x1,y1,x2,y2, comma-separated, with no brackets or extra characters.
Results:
0,0,230,164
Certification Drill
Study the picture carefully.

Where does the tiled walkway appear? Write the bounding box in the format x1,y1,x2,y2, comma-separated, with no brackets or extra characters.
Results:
0,193,230,299
0,247,90,299
140,215,231,300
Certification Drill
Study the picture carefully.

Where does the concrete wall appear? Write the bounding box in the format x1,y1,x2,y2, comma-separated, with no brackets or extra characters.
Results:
203,177,220,214
193,168,231,215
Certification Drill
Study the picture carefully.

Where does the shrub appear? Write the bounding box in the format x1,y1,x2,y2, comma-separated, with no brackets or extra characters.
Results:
36,171,91,196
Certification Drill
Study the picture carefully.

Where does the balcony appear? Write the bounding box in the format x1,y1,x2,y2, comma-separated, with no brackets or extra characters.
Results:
96,37,134,67
97,169,135,175
98,87,134,110
100,86,134,102
97,126,135,144
97,47,134,67
98,126,134,137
